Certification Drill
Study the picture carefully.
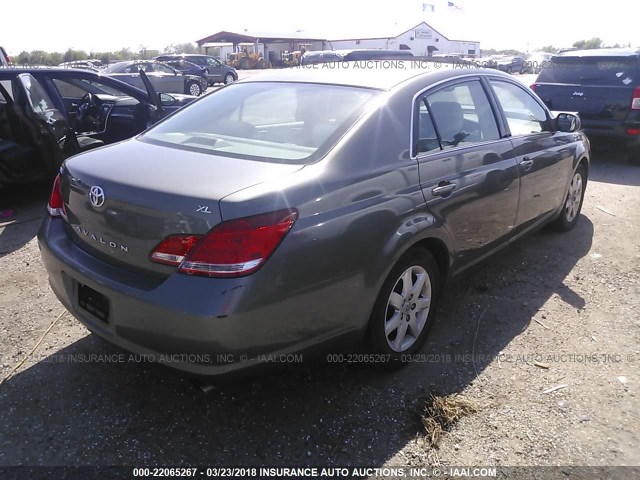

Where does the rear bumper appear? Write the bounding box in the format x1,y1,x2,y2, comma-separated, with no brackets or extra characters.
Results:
581,120,640,148
37,217,360,377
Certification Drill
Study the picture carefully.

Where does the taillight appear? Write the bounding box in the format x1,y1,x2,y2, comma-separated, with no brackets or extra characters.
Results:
530,84,538,92
47,174,64,217
150,234,202,266
631,87,640,110
150,209,298,278
627,128,640,135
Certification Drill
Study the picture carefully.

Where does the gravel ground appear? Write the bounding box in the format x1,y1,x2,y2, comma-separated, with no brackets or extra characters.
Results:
0,150,638,470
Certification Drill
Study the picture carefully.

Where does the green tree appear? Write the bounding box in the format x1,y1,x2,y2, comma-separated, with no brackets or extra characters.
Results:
573,37,603,50
63,48,89,62
163,42,198,54
539,45,557,53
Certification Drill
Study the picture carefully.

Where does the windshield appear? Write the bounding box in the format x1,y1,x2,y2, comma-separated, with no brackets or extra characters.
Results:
538,56,639,85
141,82,381,164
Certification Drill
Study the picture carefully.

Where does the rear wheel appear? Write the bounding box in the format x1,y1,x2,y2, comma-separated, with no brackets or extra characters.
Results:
552,164,586,231
367,248,441,365
186,81,202,96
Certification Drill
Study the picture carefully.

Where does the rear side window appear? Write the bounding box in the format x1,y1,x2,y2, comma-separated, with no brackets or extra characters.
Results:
490,81,550,135
538,56,638,86
416,80,499,154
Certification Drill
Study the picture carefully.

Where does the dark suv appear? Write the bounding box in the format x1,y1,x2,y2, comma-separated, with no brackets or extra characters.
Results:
532,49,640,160
154,54,237,86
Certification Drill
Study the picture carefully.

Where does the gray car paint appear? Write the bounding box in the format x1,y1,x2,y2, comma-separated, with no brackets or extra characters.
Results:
38,66,590,376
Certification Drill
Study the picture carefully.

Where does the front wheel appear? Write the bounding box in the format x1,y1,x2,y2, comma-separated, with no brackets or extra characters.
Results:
552,164,586,231
224,73,235,85
367,248,441,364
186,81,202,96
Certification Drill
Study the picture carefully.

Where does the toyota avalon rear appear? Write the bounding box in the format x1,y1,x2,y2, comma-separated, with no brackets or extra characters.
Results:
37,80,381,376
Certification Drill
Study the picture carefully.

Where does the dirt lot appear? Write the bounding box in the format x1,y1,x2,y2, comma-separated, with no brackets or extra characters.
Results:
0,150,638,471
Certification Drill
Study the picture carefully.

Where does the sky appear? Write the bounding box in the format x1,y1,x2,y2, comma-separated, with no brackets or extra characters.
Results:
3,0,639,55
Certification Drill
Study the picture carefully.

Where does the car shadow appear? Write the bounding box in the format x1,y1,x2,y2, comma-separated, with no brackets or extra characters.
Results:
0,217,593,467
0,182,49,259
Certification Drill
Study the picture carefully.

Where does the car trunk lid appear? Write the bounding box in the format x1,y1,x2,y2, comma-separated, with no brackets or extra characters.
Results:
60,139,303,276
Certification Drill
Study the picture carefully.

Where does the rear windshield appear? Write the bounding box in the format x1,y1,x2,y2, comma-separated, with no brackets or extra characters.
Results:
141,82,381,164
538,56,639,85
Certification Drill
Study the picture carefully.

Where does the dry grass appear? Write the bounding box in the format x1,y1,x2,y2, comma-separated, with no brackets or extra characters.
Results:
421,394,478,447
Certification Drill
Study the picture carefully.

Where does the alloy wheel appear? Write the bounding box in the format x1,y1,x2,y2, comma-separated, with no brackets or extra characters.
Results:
384,265,432,352
565,171,583,222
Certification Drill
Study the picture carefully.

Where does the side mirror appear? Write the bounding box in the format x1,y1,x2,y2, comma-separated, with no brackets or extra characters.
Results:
555,113,581,133
159,93,176,106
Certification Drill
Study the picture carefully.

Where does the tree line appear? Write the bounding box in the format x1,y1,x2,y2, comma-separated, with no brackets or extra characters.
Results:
10,37,635,66
13,43,198,66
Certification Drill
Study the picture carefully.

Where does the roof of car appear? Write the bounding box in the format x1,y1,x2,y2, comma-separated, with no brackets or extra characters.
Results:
558,48,640,58
238,62,507,90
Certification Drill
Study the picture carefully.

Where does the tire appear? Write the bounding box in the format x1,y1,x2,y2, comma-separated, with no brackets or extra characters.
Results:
186,81,202,96
367,248,441,365
552,164,587,231
506,66,512,74
224,73,235,85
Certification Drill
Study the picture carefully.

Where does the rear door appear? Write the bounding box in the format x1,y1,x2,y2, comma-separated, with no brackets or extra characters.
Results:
534,56,639,133
488,79,574,229
415,78,520,269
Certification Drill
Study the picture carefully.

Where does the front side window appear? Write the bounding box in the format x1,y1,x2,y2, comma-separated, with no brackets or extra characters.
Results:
490,80,549,135
141,82,380,164
206,57,220,67
421,80,499,151
153,63,175,74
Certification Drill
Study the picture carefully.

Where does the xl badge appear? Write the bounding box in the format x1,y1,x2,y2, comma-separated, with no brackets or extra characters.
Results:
89,186,105,208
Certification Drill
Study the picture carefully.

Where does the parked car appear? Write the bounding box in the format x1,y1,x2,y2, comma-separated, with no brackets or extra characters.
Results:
495,56,527,74
0,46,11,67
154,54,237,86
300,50,344,66
0,73,98,188
474,56,498,69
38,65,589,377
161,59,208,84
300,49,413,66
103,60,207,96
58,59,105,71
0,67,196,187
531,48,640,161
525,52,554,74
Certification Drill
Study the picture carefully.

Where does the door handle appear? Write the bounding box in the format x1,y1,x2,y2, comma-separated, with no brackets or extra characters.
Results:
432,182,456,197
520,157,534,171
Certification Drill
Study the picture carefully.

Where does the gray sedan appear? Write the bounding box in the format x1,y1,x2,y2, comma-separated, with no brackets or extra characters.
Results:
102,60,207,96
38,65,589,377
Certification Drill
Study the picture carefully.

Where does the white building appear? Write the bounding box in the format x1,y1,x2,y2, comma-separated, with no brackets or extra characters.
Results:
328,22,479,58
195,22,479,64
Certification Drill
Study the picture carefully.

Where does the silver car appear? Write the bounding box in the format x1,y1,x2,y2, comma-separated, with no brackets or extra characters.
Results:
103,60,206,96
39,65,589,377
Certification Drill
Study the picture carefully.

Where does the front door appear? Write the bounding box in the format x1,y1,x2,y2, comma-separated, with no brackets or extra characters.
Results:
488,79,573,230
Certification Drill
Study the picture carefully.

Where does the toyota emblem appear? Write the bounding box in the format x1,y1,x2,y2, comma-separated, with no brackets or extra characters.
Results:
89,186,105,208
